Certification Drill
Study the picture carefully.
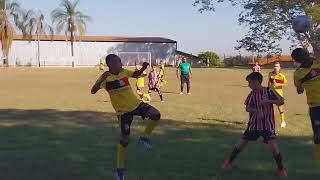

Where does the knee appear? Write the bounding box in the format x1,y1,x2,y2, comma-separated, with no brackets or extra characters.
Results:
148,108,161,121
120,137,130,147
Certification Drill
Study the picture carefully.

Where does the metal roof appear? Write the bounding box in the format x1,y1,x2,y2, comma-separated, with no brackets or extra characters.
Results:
13,34,177,43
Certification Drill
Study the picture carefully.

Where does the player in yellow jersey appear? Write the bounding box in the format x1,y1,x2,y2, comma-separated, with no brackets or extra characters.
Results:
135,63,150,102
99,57,105,71
159,60,167,86
268,62,288,128
91,54,161,180
292,48,320,172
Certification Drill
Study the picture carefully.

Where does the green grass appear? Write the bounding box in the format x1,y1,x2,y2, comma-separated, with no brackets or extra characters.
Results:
0,67,318,179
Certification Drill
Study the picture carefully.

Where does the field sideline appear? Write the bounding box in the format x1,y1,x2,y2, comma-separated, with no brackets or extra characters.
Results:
0,67,318,180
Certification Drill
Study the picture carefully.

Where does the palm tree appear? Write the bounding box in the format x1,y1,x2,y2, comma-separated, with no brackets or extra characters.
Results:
23,10,53,67
51,0,91,57
0,0,24,66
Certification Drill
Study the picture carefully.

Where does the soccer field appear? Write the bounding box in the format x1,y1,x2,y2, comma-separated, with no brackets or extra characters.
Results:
0,67,318,179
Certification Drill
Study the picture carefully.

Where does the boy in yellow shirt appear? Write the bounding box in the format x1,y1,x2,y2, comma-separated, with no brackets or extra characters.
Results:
91,54,161,180
135,63,150,102
268,62,288,128
99,57,105,71
159,60,167,86
292,48,320,171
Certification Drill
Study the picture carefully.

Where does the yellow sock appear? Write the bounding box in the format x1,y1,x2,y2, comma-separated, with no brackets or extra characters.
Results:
143,120,157,138
280,112,285,122
315,144,320,172
117,144,126,168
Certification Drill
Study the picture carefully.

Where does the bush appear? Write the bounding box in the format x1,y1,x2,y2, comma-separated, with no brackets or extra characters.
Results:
224,55,252,67
198,51,222,67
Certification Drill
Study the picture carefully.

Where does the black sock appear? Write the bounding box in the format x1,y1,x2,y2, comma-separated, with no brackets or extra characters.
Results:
160,95,163,101
229,147,241,162
273,153,284,170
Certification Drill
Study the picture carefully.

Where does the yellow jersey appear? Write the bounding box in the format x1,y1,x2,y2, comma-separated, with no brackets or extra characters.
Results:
99,57,105,70
294,60,320,107
268,72,287,96
99,63,105,70
159,64,165,76
100,68,141,114
136,71,146,88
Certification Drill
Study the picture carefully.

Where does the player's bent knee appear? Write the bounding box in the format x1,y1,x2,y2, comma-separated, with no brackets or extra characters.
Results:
146,108,161,121
151,112,161,121
150,111,161,121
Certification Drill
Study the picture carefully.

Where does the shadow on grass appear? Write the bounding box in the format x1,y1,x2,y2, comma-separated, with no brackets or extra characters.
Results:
0,109,318,180
161,91,180,94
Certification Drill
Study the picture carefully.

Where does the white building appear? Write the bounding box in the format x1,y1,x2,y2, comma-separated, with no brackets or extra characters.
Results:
3,35,177,67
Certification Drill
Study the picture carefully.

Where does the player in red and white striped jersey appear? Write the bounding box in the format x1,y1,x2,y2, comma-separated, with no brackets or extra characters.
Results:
222,72,287,177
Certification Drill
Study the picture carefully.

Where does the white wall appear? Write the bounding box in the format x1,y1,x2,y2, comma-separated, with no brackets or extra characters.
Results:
4,40,176,67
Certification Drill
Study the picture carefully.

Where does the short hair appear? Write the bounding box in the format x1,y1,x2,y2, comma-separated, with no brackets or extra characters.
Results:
246,72,263,84
291,48,308,63
274,62,280,66
105,54,120,64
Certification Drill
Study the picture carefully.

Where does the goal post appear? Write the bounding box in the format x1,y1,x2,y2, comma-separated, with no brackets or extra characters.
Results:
115,52,151,66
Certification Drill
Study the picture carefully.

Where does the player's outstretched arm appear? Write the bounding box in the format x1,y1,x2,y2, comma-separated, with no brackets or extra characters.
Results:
189,67,192,78
91,72,108,94
132,62,149,78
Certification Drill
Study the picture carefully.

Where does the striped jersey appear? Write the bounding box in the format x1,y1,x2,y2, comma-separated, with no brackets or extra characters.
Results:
244,87,282,131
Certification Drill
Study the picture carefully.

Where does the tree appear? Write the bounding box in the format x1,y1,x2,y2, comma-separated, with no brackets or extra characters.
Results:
51,0,91,57
23,10,54,67
0,0,24,66
198,51,222,67
193,0,320,58
224,55,252,67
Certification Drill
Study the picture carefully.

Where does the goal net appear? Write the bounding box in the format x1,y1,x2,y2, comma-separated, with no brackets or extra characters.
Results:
116,52,151,66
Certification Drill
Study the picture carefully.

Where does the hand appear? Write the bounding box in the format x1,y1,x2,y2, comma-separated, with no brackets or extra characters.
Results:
142,62,149,68
297,86,304,94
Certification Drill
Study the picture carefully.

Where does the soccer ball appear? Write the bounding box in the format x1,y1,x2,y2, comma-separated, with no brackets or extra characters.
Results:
292,15,312,33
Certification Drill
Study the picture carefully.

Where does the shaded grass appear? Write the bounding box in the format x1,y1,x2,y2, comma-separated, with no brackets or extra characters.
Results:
0,109,318,180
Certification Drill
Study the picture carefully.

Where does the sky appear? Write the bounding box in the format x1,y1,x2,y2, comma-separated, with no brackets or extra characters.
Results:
17,0,291,57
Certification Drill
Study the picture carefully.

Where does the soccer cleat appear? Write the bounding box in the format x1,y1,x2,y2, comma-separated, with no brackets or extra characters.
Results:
179,92,184,95
187,92,191,95
222,160,232,169
280,121,287,128
161,100,164,103
138,137,153,149
116,168,124,180
279,169,288,177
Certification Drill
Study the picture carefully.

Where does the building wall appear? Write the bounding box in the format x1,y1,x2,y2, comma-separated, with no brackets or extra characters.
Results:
3,41,176,67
